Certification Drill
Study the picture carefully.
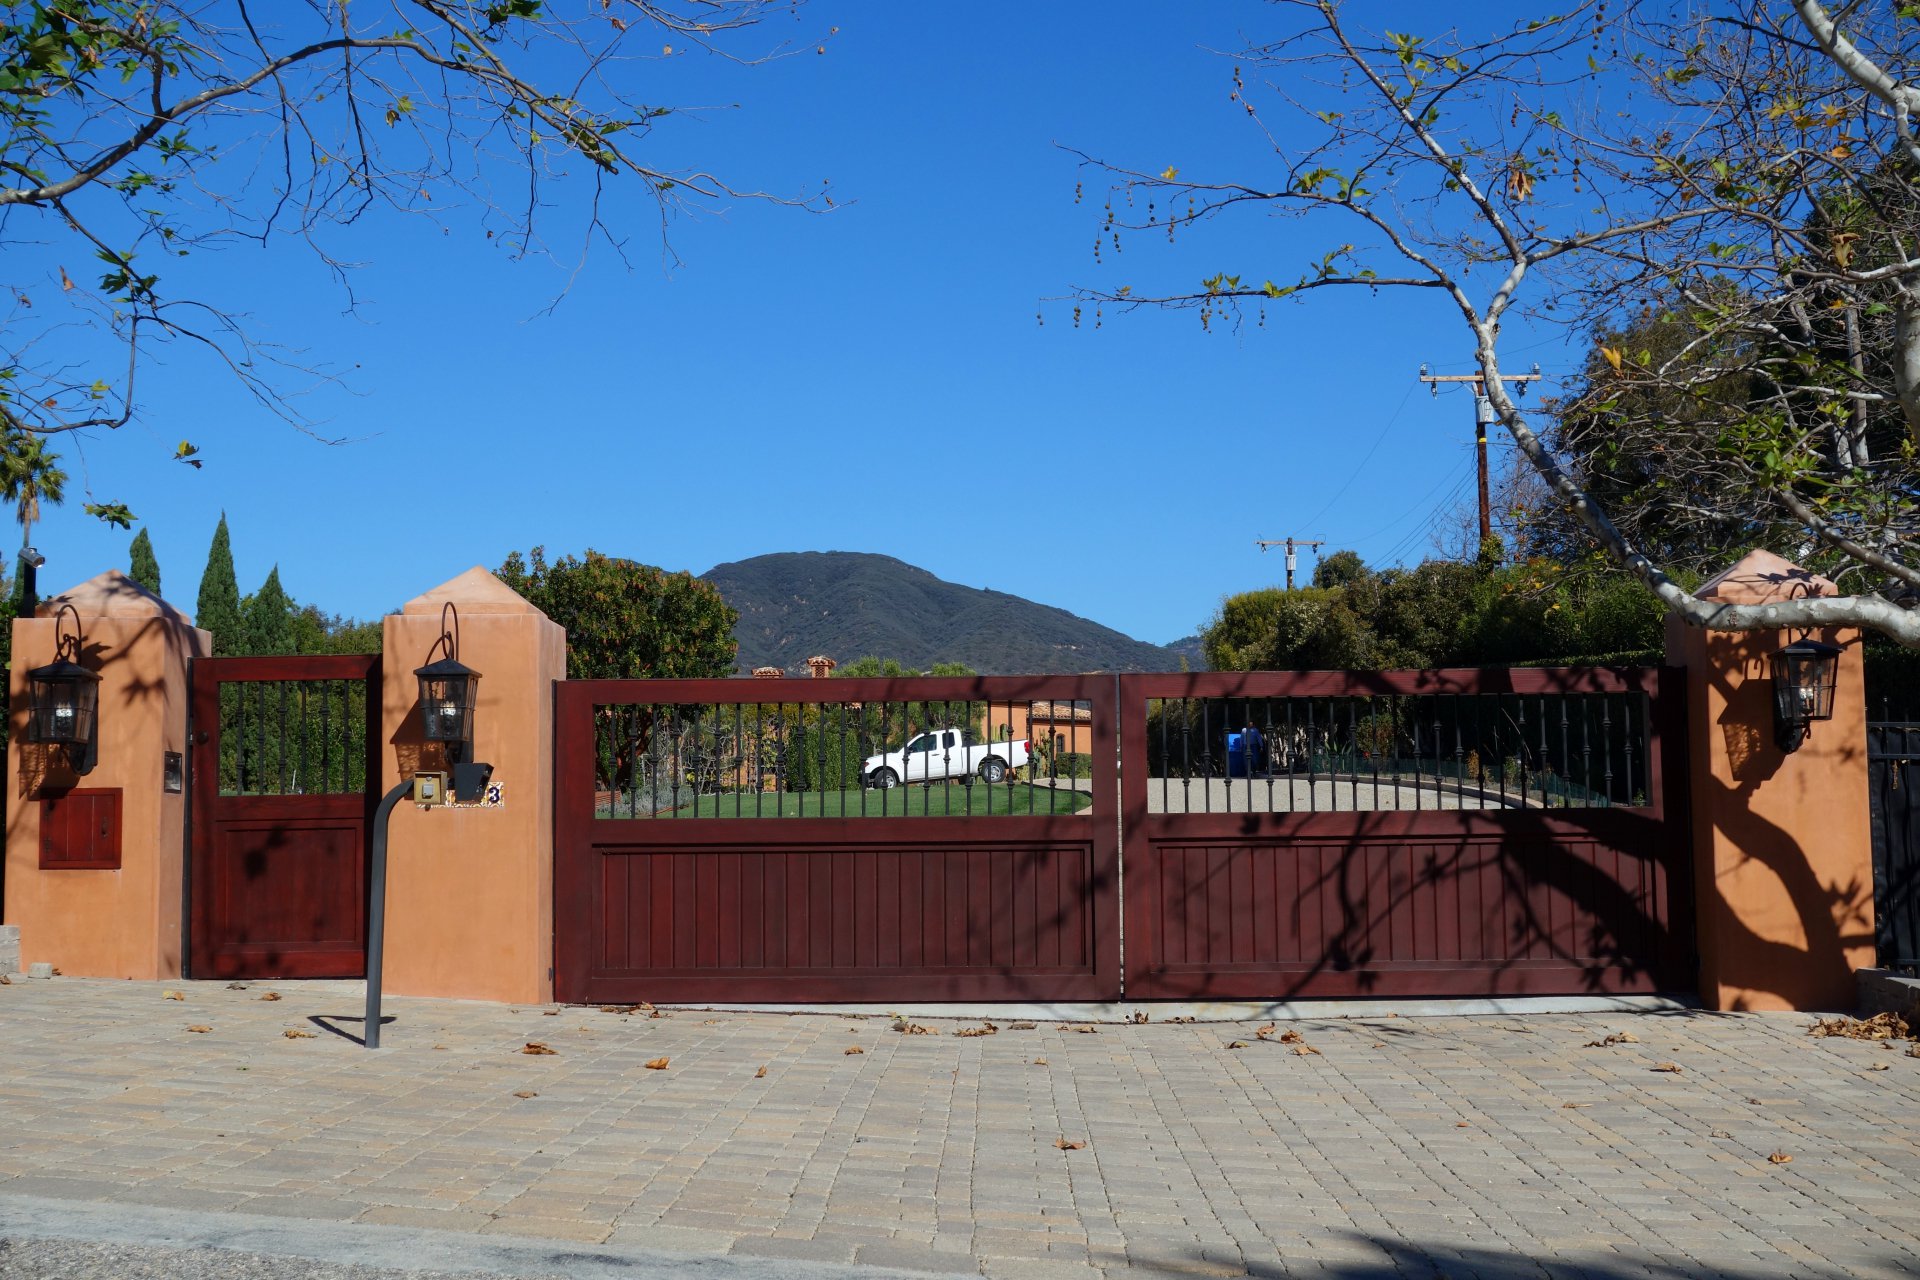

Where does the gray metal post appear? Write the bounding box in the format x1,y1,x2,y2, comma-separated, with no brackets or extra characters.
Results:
362,778,416,1049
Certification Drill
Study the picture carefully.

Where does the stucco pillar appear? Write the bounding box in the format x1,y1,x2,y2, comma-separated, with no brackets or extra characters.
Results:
1665,550,1873,1012
380,568,565,1003
4,572,208,979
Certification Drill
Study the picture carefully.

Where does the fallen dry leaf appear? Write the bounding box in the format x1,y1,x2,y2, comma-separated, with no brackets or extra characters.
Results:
1584,1031,1639,1047
433,1045,449,1051
1651,1062,1683,1074
541,1010,559,1017
1768,1151,1793,1165
521,1042,557,1056
0,974,11,985
163,990,184,1001
1455,1122,1471,1128
258,992,281,1002
1010,1021,1037,1030
1710,1128,1733,1139
1561,1102,1592,1110
1167,1016,1196,1024
282,1028,315,1040
1868,1062,1892,1072
186,1025,211,1034
1130,1010,1148,1024
1256,1022,1278,1040
1291,1044,1321,1057
1371,1042,1385,1049
1278,1028,1305,1045
225,982,248,991
645,1057,670,1070
513,1090,537,1099
754,1066,767,1078
954,1023,998,1038
1226,1040,1249,1050
891,1019,939,1035
1072,1024,1099,1034
1054,1138,1086,1150
1809,1012,1910,1041
843,1046,864,1056
1033,1057,1049,1066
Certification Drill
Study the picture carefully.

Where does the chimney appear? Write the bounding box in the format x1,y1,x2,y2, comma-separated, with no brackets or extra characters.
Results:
805,655,836,680
751,666,783,679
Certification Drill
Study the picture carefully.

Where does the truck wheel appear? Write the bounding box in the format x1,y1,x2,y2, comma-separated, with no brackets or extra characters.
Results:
870,767,900,790
978,757,1008,784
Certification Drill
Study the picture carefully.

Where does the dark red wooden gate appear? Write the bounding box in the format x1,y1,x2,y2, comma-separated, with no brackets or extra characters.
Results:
189,654,381,979
553,675,1121,1003
1118,668,1692,999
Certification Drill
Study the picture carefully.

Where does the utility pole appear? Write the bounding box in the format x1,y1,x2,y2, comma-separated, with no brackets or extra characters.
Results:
1417,363,1543,549
1255,537,1325,590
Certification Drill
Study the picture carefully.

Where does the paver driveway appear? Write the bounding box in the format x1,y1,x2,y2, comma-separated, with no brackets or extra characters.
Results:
1,978,1917,1278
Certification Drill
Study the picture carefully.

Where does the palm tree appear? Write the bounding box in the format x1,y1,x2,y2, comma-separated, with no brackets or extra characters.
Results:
0,431,67,551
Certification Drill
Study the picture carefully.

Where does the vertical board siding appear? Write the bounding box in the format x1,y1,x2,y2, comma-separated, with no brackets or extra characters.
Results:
587,846,1098,984
1126,835,1675,996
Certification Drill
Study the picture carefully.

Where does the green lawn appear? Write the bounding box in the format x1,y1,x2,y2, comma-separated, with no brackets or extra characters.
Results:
605,783,1092,819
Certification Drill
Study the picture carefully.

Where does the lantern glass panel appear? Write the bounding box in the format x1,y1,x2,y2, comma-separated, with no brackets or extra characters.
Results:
28,661,99,746
414,658,479,749
1771,642,1840,726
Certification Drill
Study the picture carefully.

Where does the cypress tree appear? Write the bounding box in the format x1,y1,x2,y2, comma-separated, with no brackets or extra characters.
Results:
244,566,294,656
196,514,243,656
129,527,161,596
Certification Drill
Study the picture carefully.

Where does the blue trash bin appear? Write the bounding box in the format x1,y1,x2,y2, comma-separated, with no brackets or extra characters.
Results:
1226,727,1264,778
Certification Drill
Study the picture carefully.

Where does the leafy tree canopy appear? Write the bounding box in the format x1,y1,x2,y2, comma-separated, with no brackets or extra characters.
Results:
498,546,737,681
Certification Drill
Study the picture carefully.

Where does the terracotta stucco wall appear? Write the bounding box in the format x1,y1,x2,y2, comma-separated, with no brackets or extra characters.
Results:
1665,555,1875,1011
379,571,565,1004
4,591,206,979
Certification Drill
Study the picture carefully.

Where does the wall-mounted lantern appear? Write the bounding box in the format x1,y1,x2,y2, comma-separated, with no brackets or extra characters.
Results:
1771,638,1842,753
415,655,480,763
27,604,100,775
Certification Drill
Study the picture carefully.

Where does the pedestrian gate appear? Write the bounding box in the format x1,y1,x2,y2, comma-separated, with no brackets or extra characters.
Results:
188,654,381,979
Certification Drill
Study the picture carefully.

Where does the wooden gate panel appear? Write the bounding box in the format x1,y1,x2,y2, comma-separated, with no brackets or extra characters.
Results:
189,654,380,980
1120,669,1692,1000
555,675,1121,1004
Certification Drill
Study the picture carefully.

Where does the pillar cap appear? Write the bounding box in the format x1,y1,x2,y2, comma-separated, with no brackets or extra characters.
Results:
402,567,544,616
36,570,188,623
1696,550,1837,606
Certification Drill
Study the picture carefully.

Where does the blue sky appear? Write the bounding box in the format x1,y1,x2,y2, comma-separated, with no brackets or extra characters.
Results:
25,0,1576,647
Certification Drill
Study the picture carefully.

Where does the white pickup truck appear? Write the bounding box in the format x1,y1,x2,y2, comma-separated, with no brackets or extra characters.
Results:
863,729,1031,788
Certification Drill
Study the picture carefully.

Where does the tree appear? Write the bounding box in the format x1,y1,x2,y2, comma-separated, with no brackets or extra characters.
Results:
195,513,241,655
1072,1,1920,646
290,605,382,656
128,527,160,596
243,566,293,656
0,432,66,552
1,2,824,503
497,547,737,681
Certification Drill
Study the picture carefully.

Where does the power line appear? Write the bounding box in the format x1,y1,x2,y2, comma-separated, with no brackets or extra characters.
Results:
1335,453,1474,549
1295,382,1417,536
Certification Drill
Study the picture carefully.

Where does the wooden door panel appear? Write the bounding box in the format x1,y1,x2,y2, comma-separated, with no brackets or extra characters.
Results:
189,655,379,980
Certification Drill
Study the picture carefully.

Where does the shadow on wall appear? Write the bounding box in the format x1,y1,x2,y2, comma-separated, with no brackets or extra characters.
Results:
1703,634,1873,1012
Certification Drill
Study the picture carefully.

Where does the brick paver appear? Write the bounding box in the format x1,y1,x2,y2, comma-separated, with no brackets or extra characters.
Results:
2,979,1918,1277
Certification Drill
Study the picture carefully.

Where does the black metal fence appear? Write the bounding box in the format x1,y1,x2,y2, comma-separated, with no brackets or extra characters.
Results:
1869,701,1920,970
592,694,1095,819
1143,690,1652,813
216,678,371,796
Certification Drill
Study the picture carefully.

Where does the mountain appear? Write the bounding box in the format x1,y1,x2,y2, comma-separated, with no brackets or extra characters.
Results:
702,552,1192,675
